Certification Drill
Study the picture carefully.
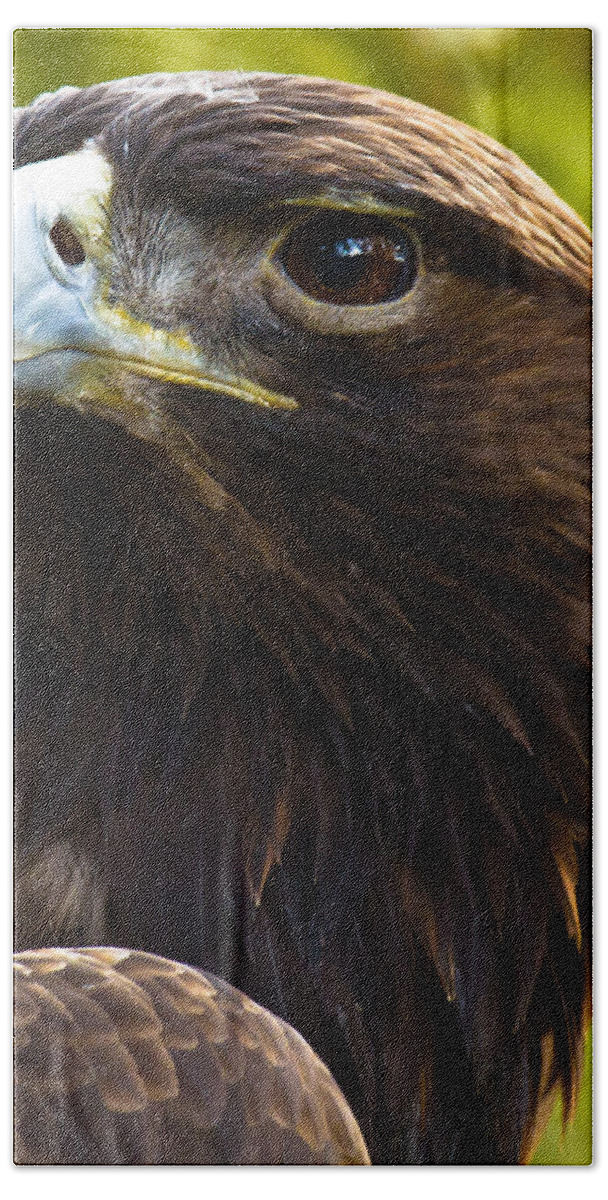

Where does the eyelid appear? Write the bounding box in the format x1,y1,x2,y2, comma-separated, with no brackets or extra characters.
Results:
280,195,421,224
260,260,426,337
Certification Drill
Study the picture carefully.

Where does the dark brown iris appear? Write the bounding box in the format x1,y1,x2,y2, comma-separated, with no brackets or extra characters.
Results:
278,212,418,305
49,218,86,266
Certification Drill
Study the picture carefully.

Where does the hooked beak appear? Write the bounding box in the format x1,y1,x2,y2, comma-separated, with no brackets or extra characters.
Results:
13,145,297,412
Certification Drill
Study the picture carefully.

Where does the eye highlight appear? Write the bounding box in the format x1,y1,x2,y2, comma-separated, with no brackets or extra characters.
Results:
276,212,418,306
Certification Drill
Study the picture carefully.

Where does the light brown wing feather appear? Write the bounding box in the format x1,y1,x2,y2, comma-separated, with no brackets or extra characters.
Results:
14,947,370,1165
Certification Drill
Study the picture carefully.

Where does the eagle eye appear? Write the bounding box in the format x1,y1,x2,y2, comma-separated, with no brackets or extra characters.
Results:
277,213,418,306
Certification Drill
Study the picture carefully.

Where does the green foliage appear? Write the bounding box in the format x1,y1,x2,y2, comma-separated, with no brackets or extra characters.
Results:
13,27,592,1163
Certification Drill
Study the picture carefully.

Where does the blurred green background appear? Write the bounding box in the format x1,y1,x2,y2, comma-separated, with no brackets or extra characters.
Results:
13,27,593,1164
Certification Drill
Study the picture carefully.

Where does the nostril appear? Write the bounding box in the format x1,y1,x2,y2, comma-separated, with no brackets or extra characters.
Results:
49,219,86,266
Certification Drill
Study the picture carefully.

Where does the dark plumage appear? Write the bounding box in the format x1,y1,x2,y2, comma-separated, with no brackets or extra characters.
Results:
14,71,591,1164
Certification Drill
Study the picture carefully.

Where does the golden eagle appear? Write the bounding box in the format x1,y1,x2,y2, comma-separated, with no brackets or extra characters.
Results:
14,72,591,1164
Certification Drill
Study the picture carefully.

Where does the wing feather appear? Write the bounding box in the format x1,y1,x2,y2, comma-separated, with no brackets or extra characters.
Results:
14,947,370,1165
